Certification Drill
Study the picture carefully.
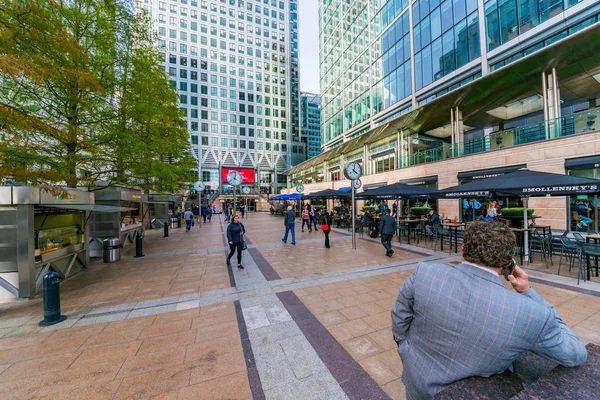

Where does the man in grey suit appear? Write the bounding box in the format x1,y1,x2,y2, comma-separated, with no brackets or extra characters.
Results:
380,209,396,257
392,221,587,400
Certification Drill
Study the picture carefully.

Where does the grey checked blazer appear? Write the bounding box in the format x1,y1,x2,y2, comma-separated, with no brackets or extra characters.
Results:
392,261,588,400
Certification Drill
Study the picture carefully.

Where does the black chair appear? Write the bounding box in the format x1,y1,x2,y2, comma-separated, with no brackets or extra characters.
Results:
529,228,551,269
576,243,600,284
572,232,587,244
433,227,452,254
557,236,580,276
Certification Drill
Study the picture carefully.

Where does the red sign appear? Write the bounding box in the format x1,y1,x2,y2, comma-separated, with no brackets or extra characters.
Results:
222,168,255,183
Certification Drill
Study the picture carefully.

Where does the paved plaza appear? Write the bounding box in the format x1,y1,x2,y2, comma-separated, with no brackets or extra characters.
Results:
0,212,599,399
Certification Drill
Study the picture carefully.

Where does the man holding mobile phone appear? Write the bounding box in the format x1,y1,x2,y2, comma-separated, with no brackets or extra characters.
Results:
391,221,587,400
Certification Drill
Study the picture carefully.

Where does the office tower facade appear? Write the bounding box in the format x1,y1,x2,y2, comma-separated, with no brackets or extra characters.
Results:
141,0,304,194
288,0,600,230
300,92,322,159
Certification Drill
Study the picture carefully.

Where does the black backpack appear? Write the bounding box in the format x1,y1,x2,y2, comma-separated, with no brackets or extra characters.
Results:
370,230,379,238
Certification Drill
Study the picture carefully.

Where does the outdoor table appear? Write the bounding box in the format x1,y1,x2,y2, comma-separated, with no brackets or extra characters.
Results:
533,225,552,237
511,228,533,265
400,219,427,245
584,234,600,280
441,223,465,253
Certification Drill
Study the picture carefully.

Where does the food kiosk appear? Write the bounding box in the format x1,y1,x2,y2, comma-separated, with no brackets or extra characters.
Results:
0,186,93,300
148,194,180,228
89,187,148,257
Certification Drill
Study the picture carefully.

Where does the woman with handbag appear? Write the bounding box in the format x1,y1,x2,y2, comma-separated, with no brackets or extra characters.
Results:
226,215,246,269
322,212,334,248
301,205,311,232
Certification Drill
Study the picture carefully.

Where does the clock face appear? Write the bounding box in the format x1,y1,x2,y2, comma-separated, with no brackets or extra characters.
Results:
296,185,304,193
242,186,250,194
352,179,362,190
344,162,362,180
227,171,242,186
193,181,205,192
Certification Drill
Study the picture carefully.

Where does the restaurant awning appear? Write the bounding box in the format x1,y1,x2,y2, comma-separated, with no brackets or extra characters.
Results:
437,169,600,198
565,155,600,170
303,189,351,199
356,182,435,200
338,187,352,192
456,165,526,182
41,204,137,212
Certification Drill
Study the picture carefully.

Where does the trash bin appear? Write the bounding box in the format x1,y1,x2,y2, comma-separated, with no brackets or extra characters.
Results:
103,238,121,263
171,218,178,229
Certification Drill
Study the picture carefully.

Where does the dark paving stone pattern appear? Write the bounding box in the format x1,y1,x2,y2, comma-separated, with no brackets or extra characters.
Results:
277,290,391,400
243,237,281,281
234,300,265,400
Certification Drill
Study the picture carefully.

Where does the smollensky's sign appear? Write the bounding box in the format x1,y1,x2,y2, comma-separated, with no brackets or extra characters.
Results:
521,185,599,194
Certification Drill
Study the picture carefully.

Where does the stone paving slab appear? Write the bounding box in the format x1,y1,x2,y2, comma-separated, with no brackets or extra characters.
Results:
0,212,599,399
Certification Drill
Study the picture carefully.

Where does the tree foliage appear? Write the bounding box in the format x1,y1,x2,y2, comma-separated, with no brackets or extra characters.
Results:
0,0,194,193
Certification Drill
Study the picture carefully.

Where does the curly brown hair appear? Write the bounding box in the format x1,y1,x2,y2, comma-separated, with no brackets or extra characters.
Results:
462,221,515,269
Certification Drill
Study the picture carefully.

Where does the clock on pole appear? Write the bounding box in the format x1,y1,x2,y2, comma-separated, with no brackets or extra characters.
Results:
344,161,363,180
352,179,362,190
296,184,304,193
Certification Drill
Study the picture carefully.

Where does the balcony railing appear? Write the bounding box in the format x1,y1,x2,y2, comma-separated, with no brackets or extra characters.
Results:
409,108,600,167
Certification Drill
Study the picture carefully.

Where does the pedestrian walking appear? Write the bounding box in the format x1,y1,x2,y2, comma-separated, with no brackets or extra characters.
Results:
310,205,318,231
322,212,333,248
282,206,296,245
201,205,208,223
392,201,398,218
193,204,200,225
241,204,246,218
184,208,194,232
207,206,212,222
380,209,396,257
301,205,311,232
226,215,246,269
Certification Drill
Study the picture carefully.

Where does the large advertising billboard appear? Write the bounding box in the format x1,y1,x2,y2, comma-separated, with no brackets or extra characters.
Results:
222,167,256,184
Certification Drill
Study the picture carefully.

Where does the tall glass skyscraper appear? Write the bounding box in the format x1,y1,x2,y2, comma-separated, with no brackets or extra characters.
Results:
288,0,600,231
300,92,322,159
318,0,599,149
139,0,304,194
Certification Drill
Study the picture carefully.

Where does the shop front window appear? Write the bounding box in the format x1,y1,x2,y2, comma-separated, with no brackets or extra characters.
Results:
568,168,598,232
374,155,395,173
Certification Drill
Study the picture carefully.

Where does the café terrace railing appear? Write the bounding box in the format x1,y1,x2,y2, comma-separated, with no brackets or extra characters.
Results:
409,108,600,167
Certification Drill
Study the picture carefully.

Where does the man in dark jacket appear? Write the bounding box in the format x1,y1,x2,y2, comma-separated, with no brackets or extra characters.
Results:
425,209,441,236
282,206,296,245
380,209,396,257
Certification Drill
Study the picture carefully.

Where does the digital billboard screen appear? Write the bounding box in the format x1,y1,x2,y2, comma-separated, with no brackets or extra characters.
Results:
222,167,255,184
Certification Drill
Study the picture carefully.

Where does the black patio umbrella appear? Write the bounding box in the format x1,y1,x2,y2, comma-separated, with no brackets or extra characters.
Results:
436,169,600,198
356,182,435,199
436,169,600,261
302,189,351,199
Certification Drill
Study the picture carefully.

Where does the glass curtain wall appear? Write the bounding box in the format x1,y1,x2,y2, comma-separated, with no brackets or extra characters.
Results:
485,0,585,51
413,0,480,91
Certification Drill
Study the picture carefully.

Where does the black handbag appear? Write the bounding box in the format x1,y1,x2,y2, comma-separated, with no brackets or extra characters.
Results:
241,240,248,251
370,230,379,238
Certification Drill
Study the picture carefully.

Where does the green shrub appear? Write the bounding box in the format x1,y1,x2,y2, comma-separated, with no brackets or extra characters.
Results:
334,206,341,211
410,206,431,215
362,206,376,212
313,205,325,210
499,208,534,217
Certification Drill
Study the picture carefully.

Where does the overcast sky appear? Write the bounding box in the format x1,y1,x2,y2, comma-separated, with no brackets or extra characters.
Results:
298,0,320,94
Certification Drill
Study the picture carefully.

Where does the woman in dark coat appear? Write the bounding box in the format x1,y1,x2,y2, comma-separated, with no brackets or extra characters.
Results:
322,212,334,248
226,215,246,269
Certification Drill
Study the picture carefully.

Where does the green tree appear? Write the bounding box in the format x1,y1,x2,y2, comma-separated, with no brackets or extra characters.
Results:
104,12,195,194
0,0,122,187
0,1,194,193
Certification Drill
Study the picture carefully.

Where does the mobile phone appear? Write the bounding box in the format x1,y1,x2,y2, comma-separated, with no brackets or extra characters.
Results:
501,259,516,281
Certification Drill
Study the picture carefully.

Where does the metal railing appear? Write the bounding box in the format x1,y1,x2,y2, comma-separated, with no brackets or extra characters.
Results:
409,108,600,167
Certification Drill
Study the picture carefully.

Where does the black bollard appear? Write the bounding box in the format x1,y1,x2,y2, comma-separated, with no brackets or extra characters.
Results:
135,232,145,258
177,217,182,228
39,271,67,326
164,221,169,238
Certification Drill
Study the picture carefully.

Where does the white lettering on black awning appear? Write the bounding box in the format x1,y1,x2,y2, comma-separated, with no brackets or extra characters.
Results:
521,185,599,193
444,191,491,197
